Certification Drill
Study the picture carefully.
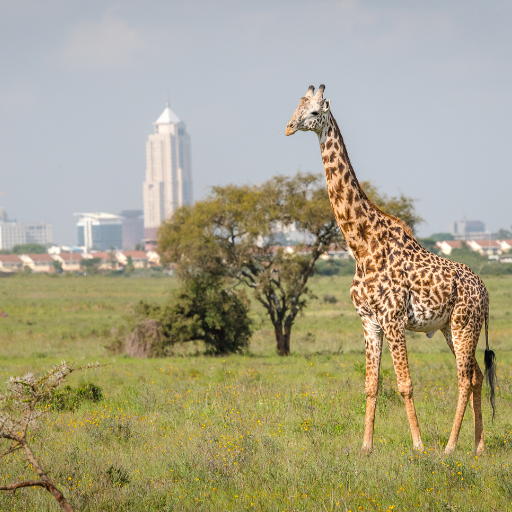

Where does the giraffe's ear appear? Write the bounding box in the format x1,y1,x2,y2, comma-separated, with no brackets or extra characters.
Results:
322,99,331,113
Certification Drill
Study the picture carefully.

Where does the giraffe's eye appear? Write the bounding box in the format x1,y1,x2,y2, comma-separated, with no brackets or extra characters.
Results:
311,111,319,116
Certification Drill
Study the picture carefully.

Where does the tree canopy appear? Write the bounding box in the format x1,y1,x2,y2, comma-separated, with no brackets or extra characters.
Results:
12,243,46,254
158,173,423,356
158,172,343,355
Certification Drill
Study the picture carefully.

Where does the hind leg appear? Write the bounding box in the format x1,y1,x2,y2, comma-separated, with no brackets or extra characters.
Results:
471,359,485,455
442,326,483,453
444,349,473,455
444,307,482,455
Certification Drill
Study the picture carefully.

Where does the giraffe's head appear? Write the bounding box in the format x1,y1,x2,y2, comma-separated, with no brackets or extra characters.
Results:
285,84,331,136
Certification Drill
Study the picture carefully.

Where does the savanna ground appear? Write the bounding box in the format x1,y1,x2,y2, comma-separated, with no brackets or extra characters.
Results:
1,273,512,511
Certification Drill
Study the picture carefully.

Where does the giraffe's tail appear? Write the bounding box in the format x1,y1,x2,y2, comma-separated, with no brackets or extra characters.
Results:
484,299,497,421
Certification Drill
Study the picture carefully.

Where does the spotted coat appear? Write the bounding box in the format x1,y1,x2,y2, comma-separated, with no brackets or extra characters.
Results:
286,84,491,455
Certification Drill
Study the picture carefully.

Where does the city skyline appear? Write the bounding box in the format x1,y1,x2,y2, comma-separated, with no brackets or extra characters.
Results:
0,1,511,245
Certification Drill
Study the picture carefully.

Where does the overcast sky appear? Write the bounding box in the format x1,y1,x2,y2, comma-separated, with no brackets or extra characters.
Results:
1,0,511,244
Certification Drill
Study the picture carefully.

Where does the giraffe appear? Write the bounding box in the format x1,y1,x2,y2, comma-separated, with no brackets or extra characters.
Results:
285,84,497,455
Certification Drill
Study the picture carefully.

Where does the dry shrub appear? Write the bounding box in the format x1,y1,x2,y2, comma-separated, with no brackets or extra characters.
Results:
126,319,166,358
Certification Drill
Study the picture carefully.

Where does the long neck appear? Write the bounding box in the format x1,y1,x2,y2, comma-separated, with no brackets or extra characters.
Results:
319,113,376,262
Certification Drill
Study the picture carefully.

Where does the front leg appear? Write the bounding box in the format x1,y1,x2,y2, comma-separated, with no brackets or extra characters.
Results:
359,312,384,454
382,320,424,451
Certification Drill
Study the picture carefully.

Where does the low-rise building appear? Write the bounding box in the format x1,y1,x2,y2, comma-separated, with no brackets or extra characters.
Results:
117,251,148,269
83,251,119,271
20,254,55,273
436,240,462,255
52,252,84,272
146,250,161,267
497,239,512,253
0,254,23,273
466,239,502,255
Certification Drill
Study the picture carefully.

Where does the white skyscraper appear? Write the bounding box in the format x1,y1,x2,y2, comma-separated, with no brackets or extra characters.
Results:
143,103,193,240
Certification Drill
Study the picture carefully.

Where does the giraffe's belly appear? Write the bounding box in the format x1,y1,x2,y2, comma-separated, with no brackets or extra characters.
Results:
405,299,451,334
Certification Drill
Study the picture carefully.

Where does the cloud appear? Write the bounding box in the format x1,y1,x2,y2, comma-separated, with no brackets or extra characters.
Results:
55,8,145,72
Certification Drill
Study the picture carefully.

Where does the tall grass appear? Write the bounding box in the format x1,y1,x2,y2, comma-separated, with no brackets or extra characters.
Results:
0,274,511,510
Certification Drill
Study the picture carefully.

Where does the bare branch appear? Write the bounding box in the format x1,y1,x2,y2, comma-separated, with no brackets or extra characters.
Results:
0,480,50,491
0,442,22,459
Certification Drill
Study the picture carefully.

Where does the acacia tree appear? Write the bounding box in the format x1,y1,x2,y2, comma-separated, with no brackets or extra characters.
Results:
158,173,343,356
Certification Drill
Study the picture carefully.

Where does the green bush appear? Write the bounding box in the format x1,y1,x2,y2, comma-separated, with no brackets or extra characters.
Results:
12,243,46,254
46,382,103,411
134,274,253,355
315,258,355,276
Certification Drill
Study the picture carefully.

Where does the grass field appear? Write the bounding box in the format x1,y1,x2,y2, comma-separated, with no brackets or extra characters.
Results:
1,273,512,511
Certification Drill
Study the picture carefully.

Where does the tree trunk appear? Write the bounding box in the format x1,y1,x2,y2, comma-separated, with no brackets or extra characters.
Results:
274,323,291,356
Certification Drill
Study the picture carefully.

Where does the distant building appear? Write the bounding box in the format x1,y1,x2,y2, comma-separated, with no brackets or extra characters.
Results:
75,213,122,251
498,239,512,252
271,222,315,245
466,239,502,255
0,254,23,273
450,219,487,240
19,253,55,273
83,251,119,271
436,240,462,255
116,250,148,269
0,210,52,250
48,246,83,255
120,210,144,249
143,102,193,241
146,250,161,267
52,252,84,272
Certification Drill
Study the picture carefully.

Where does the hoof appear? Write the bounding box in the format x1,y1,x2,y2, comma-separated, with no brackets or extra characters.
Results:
413,444,425,452
475,446,484,456
444,444,455,456
361,444,373,455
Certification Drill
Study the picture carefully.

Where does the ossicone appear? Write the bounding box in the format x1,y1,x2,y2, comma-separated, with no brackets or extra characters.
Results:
315,84,325,99
305,85,315,98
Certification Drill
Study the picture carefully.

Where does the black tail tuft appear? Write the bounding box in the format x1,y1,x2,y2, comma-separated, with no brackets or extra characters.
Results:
484,348,497,421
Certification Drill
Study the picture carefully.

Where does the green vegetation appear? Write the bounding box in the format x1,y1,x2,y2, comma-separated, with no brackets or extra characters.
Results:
430,232,455,241
315,258,356,276
134,274,252,355
47,382,104,412
12,243,47,254
496,228,512,239
0,274,512,510
80,257,102,275
158,172,343,356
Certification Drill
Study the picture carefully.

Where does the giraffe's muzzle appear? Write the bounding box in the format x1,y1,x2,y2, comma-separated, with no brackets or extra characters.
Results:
285,123,297,136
